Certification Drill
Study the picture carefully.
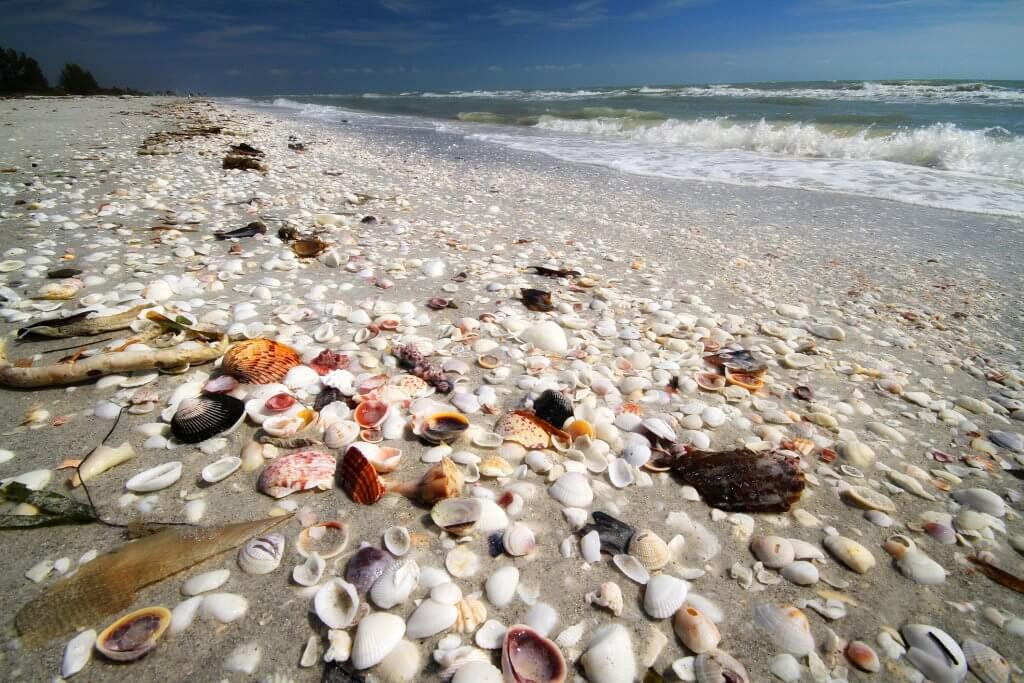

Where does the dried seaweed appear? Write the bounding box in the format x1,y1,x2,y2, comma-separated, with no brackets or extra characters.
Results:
969,555,1024,594
0,483,97,529
668,448,806,513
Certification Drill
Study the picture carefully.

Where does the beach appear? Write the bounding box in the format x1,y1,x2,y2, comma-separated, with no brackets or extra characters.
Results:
0,95,1022,682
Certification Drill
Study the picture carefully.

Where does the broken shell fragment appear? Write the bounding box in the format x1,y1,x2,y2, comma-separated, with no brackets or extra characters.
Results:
258,450,336,499
297,521,349,559
95,606,171,662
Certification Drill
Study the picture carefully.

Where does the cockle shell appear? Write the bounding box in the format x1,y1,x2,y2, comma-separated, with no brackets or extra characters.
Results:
257,450,336,498
643,574,689,619
345,547,395,595
237,533,285,574
533,390,574,429
352,613,406,669
314,578,360,629
580,624,636,683
628,529,670,572
752,604,815,656
324,420,360,450
674,606,721,654
171,394,245,443
338,445,385,504
501,625,567,683
963,639,1010,683
548,472,593,508
371,559,419,609
96,606,171,662
222,338,300,384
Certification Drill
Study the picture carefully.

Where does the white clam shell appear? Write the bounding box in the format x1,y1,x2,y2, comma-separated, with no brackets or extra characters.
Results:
485,565,519,608
371,559,420,609
753,603,815,656
581,530,602,564
580,624,637,683
781,561,819,586
430,581,463,606
170,596,203,635
952,488,1006,517
201,456,241,483
613,554,650,584
452,661,504,683
125,461,182,492
608,458,635,488
643,574,689,619
182,569,230,596
406,598,458,639
384,526,411,557
293,552,326,587
446,545,481,577
224,642,262,675
548,472,593,507
200,593,249,623
61,629,96,678
352,613,406,669
314,578,361,629
475,620,507,649
903,624,967,683
375,638,420,680
502,522,536,557
238,533,285,575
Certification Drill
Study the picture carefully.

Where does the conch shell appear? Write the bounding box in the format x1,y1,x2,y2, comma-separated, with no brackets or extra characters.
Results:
388,457,463,505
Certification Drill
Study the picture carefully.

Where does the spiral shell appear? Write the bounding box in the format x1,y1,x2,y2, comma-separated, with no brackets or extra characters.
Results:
222,338,301,384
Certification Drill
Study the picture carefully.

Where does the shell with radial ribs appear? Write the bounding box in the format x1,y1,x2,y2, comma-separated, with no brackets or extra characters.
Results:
257,450,336,499
237,533,285,575
221,338,301,384
339,446,386,504
171,394,245,444
628,529,670,572
454,597,487,633
533,389,574,429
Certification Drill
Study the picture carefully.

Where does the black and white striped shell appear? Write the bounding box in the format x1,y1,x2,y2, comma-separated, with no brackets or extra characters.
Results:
237,533,286,575
532,389,574,429
171,394,245,444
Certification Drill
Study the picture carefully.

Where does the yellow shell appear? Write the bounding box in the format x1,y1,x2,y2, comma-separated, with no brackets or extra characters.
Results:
628,529,669,572
478,455,514,478
567,419,595,439
222,338,301,384
454,597,487,633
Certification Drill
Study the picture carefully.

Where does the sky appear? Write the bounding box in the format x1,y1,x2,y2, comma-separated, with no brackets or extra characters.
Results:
0,0,1022,94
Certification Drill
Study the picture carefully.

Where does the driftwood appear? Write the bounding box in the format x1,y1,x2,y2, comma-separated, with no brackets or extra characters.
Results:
17,304,152,340
0,336,228,388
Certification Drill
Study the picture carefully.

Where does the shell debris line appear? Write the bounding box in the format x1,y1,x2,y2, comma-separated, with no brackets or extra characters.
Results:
0,96,1022,683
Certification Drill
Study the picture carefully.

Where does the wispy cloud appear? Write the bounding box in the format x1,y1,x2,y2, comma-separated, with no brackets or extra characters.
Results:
0,0,165,34
325,22,448,53
524,63,585,72
188,24,276,48
476,1,608,29
379,0,432,14
629,0,709,21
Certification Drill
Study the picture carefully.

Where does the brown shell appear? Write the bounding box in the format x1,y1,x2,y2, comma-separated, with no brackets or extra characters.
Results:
415,457,464,505
670,448,805,513
222,338,301,384
96,606,171,661
339,446,386,505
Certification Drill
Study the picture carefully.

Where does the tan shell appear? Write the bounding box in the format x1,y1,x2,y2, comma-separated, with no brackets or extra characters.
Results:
222,338,301,384
495,411,549,450
478,455,514,478
628,529,669,572
454,597,487,633
842,486,897,513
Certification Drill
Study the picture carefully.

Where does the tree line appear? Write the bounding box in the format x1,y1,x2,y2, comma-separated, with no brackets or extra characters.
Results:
1,46,149,95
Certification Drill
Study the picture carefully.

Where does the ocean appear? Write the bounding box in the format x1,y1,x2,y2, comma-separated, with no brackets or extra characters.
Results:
232,80,1024,218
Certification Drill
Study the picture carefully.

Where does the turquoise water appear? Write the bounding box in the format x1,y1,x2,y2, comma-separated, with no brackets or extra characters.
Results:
236,80,1024,216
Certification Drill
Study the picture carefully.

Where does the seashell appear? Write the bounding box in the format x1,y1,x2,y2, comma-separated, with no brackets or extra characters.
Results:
374,638,420,682
453,660,503,683
577,624,636,683
446,545,481,578
62,628,96,677
885,545,947,585
749,536,795,569
422,411,471,445
395,456,464,504
264,392,295,412
345,546,394,595
502,625,567,683
548,472,593,508
584,579,626,618
96,606,171,662
182,569,230,596
769,653,801,682
753,604,814,656
496,411,550,449
170,394,245,444
643,574,689,619
674,606,721,654
780,561,818,586
902,624,967,683
324,420,360,450
613,554,650,584
477,620,508,649
339,445,385,504
694,649,750,683
963,639,1009,683
199,593,249,624
924,521,957,545
846,640,881,673
406,598,458,639
519,320,567,354
432,497,484,536
666,448,805,513
486,565,520,608
454,597,488,634
314,578,360,628
503,522,536,556
608,458,634,488
283,364,320,390
629,529,670,572
258,450,336,498
695,372,726,392
354,399,390,428
952,488,1006,517
431,581,463,605
125,461,182,492
581,512,635,555
534,390,574,429
297,521,349,559
222,338,301,384
384,526,411,556
293,552,326,586
823,536,876,574
201,456,241,483
324,628,351,663
72,442,136,487
238,533,285,575
841,485,896,513
352,612,406,669
479,455,514,477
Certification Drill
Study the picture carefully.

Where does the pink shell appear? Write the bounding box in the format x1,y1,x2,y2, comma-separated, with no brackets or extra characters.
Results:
265,393,296,412
203,375,239,394
258,450,337,499
354,399,390,428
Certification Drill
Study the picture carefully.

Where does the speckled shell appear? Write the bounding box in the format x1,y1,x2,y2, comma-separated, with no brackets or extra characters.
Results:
496,411,550,449
257,450,336,498
222,338,301,384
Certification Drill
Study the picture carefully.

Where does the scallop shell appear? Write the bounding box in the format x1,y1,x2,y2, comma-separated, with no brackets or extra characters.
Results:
297,521,349,559
752,604,815,656
238,533,285,575
96,606,171,662
222,338,301,384
501,625,567,683
171,395,245,444
371,559,420,608
643,573,689,619
548,472,593,508
312,578,360,629
352,612,406,669
496,411,550,449
629,529,670,572
963,639,1010,683
257,450,336,498
534,390,574,429
384,526,411,556
339,445,385,504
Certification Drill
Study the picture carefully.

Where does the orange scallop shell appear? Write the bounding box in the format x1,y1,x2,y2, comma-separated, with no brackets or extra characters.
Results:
222,338,301,384
339,445,386,505
494,410,571,450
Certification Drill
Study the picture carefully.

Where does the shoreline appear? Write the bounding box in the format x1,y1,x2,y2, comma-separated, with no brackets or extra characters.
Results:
0,96,1021,682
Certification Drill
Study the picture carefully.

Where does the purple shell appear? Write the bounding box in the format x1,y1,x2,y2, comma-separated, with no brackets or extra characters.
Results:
345,547,394,595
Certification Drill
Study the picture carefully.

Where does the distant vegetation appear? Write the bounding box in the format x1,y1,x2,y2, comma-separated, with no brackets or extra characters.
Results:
1,45,150,96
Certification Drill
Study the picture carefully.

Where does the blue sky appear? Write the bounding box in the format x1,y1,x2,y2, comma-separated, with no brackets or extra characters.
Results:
1,0,1021,93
